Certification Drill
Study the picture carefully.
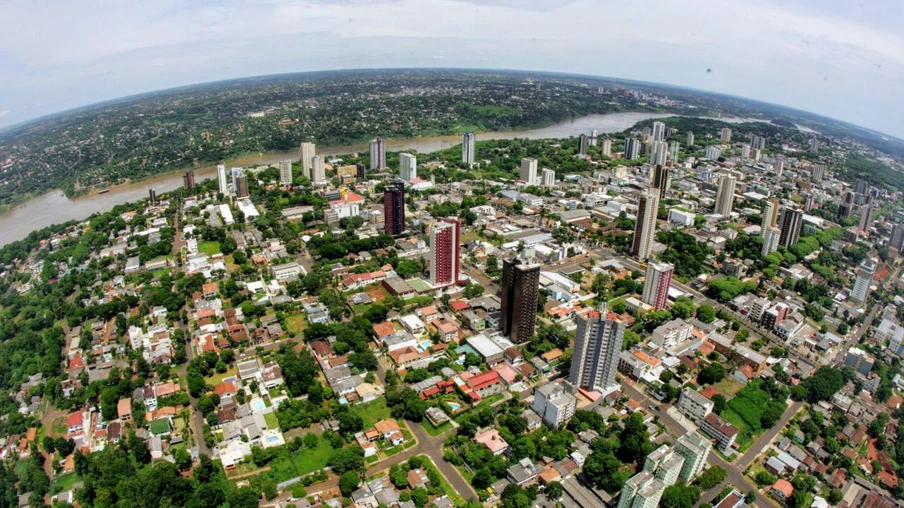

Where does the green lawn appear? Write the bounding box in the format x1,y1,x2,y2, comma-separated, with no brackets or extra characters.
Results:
285,313,307,337
51,473,80,494
204,366,237,386
198,241,221,256
423,420,453,437
350,398,392,429
713,378,744,397
264,412,279,429
721,409,755,452
291,440,335,476
456,393,504,422
418,455,467,506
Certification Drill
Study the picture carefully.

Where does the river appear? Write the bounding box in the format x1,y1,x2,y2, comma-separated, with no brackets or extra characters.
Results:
0,111,755,246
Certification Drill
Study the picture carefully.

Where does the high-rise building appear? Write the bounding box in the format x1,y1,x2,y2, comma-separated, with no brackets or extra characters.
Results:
668,141,679,161
216,164,229,194
369,137,386,170
714,174,736,216
520,157,538,185
761,199,780,236
631,191,659,260
300,142,316,180
356,162,367,180
762,226,780,257
778,206,803,248
234,174,249,198
704,146,722,160
569,304,624,394
590,129,599,146
231,167,244,193
773,158,785,180
531,383,577,428
649,141,668,166
838,191,854,220
852,259,877,303
740,144,751,159
500,258,540,344
183,169,196,191
429,218,461,288
720,127,732,142
462,132,476,165
652,121,666,142
279,160,293,185
624,137,641,160
148,189,157,206
399,153,417,181
859,202,874,234
642,263,674,311
673,432,712,481
687,131,695,147
645,445,685,486
652,165,669,198
311,155,326,185
808,138,819,152
750,134,766,150
541,168,556,187
811,164,826,183
855,179,869,195
890,223,904,252
617,471,665,508
601,139,612,158
384,181,406,236
578,134,590,156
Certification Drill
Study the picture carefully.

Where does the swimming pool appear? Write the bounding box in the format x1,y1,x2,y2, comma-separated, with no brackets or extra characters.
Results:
249,398,266,412
264,435,281,445
448,402,461,411
420,340,433,351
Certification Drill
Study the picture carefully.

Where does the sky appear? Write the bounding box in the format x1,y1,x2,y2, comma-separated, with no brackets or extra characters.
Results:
1,0,903,136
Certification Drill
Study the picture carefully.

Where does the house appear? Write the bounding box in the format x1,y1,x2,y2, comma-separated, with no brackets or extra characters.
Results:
475,429,510,456
66,412,83,434
770,479,794,501
373,419,405,446
466,370,504,401
214,381,238,398
407,468,430,489
506,458,541,486
262,362,285,389
118,398,132,422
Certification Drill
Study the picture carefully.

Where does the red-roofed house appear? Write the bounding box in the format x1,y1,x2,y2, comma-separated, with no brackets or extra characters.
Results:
66,412,84,434
449,300,470,313
373,322,397,341
214,381,237,398
118,398,132,421
466,371,504,400
771,479,794,501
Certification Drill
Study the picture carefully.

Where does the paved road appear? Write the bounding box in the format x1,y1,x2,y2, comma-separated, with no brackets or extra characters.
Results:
736,401,804,471
832,303,879,366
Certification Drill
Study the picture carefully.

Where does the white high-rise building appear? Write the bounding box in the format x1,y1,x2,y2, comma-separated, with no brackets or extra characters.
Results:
762,226,780,256
740,144,751,159
687,131,695,146
674,432,712,481
311,155,326,185
852,259,877,303
720,127,732,142
624,138,641,160
279,160,292,185
761,199,780,236
715,174,736,216
705,146,722,160
668,141,679,161
369,137,386,170
811,164,826,183
774,158,785,180
590,129,599,146
531,383,577,428
569,304,624,395
642,262,674,311
300,142,316,180
541,168,556,187
652,121,666,142
631,191,659,260
649,141,668,166
617,472,665,508
601,139,612,158
520,157,538,185
217,164,229,194
399,153,417,181
462,132,476,165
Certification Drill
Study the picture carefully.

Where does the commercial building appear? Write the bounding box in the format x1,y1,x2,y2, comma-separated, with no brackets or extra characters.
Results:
500,258,540,344
641,262,673,311
369,137,386,170
384,181,406,236
520,157,538,185
399,153,417,181
541,168,556,187
851,258,876,303
183,169,196,191
778,206,803,248
462,132,475,165
311,155,326,185
429,218,461,288
300,142,316,179
569,305,624,394
278,160,292,185
844,347,874,375
631,191,659,260
714,174,736,216
531,383,577,428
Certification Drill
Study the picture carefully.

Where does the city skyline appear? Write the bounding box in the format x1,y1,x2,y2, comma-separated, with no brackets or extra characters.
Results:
1,1,903,138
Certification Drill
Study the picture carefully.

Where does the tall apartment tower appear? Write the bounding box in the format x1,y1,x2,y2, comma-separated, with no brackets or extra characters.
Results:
761,199,780,236
668,141,680,162
569,304,624,395
356,162,367,180
384,181,406,236
890,223,904,252
649,141,668,166
578,134,590,156
462,132,476,165
773,158,785,180
520,157,538,185
429,218,461,288
720,127,732,142
673,432,712,481
740,144,751,159
623,137,641,160
838,191,854,220
652,164,669,199
311,155,326,185
279,160,292,185
183,169,196,191
601,139,612,158
855,179,869,195
590,129,599,146
859,202,874,234
148,189,157,206
541,168,556,187
651,121,666,142
234,174,249,198
369,137,386,170
631,191,659,261
399,153,417,181
617,472,665,508
300,142,316,180
762,226,780,256
750,134,766,150
687,131,695,147
217,164,229,194
642,262,674,311
715,174,737,216
778,206,803,248
500,258,540,344
852,259,876,303
811,164,826,183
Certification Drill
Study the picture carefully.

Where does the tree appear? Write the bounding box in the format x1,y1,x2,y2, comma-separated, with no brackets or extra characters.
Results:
660,482,701,508
411,487,430,508
174,447,192,471
755,471,776,486
228,488,261,508
339,471,360,496
696,304,716,324
795,366,845,402
694,466,726,490
618,413,653,465
328,446,365,474
711,394,728,415
697,363,726,385
545,481,563,500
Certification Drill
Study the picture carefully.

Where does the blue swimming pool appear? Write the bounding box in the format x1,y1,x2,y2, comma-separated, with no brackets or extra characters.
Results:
448,402,461,411
249,398,266,412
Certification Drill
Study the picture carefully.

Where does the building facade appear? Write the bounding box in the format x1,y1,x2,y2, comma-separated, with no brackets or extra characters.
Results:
384,181,406,236
430,218,461,288
569,305,624,394
500,258,540,344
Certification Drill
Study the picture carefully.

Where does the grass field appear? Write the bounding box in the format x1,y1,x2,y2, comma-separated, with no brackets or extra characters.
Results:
722,409,755,452
264,412,279,429
198,241,221,256
291,440,334,476
423,420,453,437
285,313,307,337
350,398,392,429
204,366,237,386
713,377,745,397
